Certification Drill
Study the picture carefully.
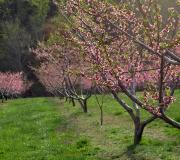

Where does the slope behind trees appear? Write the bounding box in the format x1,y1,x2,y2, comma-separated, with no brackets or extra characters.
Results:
0,0,58,96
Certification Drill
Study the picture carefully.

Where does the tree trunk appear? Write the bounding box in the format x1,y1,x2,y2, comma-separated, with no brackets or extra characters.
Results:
71,98,76,107
134,123,144,145
170,85,175,96
100,106,103,126
82,99,88,113
1,94,4,103
78,99,88,113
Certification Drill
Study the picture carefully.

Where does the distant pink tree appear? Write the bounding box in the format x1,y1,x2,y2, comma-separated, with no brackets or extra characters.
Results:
33,44,93,113
0,72,30,102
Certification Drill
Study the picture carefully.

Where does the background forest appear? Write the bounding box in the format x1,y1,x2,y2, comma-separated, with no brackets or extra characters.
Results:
0,0,58,96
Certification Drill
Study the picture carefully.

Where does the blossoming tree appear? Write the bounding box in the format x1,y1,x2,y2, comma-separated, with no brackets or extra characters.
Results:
0,72,29,102
60,0,180,144
33,43,93,113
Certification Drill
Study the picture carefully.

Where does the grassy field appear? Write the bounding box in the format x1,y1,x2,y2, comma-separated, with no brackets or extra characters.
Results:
0,90,179,160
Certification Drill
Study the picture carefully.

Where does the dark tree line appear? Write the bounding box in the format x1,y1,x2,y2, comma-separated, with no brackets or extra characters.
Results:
0,0,58,96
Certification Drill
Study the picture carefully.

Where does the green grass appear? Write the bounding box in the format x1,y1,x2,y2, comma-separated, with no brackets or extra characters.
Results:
0,90,179,160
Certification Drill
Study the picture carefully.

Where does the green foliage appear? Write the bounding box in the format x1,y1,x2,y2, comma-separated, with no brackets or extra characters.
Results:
0,0,52,72
0,20,31,70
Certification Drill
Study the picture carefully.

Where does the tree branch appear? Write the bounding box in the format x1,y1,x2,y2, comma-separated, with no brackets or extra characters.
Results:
161,111,180,129
108,20,180,65
111,90,136,121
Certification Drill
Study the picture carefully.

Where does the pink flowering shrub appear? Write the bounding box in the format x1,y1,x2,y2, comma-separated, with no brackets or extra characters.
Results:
0,72,30,101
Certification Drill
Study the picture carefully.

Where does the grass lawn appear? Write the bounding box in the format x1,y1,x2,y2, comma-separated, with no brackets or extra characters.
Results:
0,90,179,160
